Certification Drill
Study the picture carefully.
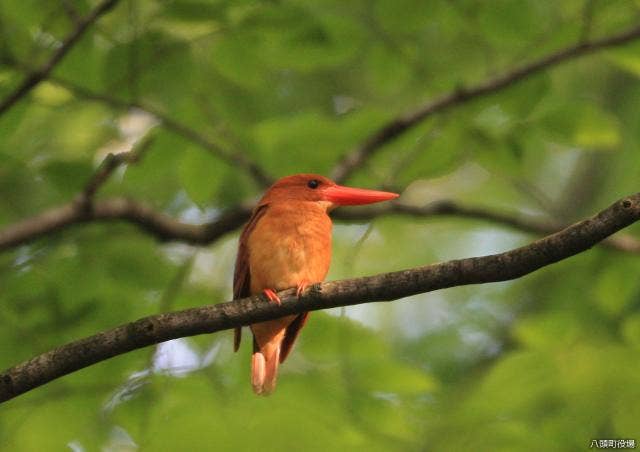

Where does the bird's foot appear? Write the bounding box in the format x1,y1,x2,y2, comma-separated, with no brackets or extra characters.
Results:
296,281,310,298
262,288,281,305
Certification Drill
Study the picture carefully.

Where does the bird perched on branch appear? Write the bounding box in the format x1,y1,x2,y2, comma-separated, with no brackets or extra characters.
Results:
233,174,398,395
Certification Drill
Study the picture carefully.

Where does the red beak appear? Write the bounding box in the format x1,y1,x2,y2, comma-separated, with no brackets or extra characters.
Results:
322,184,399,206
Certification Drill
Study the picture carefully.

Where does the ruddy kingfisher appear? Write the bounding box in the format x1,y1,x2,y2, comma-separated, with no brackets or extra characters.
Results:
233,173,398,395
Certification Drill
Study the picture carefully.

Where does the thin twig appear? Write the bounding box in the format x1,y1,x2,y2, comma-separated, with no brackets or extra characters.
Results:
330,23,640,183
80,131,155,202
1,192,639,402
0,0,120,117
47,76,273,188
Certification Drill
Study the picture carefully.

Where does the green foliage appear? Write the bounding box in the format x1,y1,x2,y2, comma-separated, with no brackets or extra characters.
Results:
1,0,640,450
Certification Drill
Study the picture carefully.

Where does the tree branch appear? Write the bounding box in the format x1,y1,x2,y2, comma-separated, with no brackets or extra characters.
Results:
0,198,252,251
5,62,273,188
2,195,640,253
1,193,639,403
0,0,120,118
55,77,272,187
79,131,155,203
330,23,640,183
338,200,640,253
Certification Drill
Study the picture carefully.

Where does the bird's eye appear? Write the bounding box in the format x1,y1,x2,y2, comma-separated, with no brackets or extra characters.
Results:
307,179,320,189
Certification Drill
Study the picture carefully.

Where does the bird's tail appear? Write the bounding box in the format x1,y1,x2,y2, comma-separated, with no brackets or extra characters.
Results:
251,340,280,396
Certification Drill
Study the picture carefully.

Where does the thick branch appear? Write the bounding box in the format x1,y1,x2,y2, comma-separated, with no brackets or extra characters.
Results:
1,193,639,402
330,24,640,183
0,0,120,117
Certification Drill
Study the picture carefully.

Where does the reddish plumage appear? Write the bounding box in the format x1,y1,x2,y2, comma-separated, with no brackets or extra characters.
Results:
233,174,398,395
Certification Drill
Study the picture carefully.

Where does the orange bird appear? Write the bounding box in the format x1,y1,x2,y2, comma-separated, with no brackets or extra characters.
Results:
233,174,398,395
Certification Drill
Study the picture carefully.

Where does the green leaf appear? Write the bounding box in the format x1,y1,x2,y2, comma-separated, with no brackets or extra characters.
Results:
41,159,93,198
179,147,224,208
120,130,184,205
210,31,268,89
607,42,640,78
262,6,364,72
374,0,437,34
362,44,413,96
252,111,345,176
103,30,196,107
593,262,640,316
622,314,640,349
536,102,621,150
478,0,549,50
395,121,468,184
160,0,228,22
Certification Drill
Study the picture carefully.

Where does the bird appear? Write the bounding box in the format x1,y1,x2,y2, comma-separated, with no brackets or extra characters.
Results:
233,173,398,395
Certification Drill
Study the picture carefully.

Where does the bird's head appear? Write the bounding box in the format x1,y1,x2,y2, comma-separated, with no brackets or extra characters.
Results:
259,174,399,210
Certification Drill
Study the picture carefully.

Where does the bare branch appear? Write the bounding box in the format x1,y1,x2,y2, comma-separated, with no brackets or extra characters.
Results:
1,193,639,402
0,198,251,251
0,131,156,250
330,23,640,183
337,201,640,253
0,0,120,117
2,196,640,253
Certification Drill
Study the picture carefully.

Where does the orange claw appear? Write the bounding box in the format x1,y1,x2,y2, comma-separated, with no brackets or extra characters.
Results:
296,281,310,298
263,288,281,305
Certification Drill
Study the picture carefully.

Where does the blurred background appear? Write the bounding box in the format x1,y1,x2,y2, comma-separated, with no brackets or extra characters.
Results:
1,0,640,450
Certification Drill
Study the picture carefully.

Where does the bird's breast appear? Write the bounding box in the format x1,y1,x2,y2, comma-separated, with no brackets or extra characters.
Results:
247,204,332,293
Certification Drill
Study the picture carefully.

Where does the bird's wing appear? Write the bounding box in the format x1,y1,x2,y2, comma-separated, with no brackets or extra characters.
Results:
279,312,309,363
232,204,269,352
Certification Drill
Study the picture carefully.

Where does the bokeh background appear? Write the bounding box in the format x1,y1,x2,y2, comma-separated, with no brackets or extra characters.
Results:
1,0,640,450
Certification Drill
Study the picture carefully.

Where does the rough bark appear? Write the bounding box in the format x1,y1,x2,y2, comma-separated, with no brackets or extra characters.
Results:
1,192,638,403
